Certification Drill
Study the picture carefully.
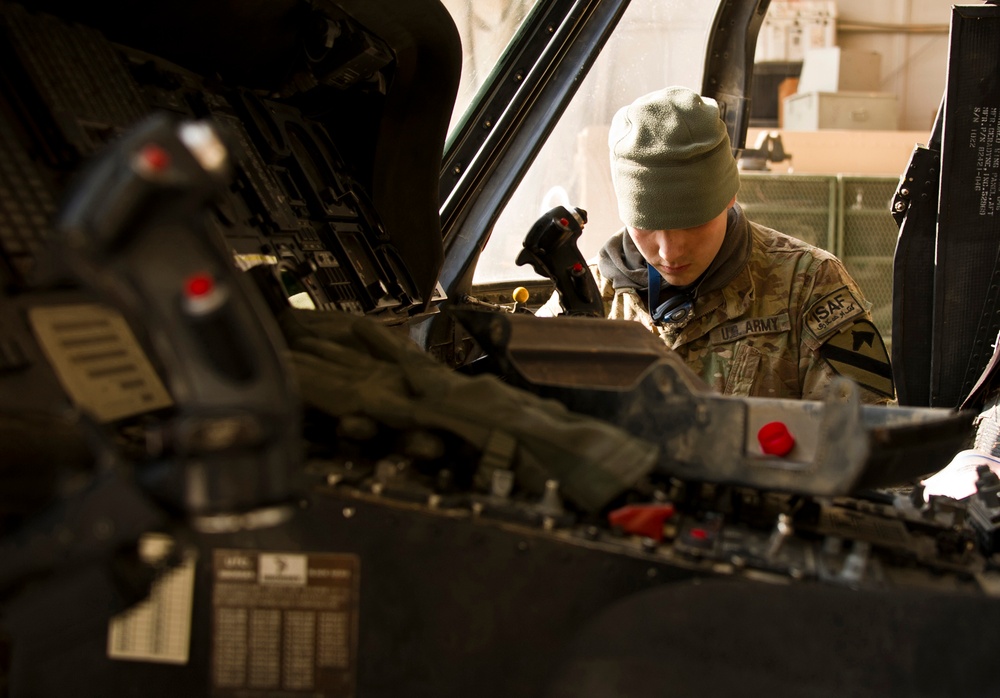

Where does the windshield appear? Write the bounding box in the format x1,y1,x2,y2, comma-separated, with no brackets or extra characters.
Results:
439,0,543,135
440,0,721,284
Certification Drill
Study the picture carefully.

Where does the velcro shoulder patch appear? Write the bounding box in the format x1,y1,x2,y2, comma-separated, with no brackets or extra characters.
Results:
818,320,895,398
804,286,865,339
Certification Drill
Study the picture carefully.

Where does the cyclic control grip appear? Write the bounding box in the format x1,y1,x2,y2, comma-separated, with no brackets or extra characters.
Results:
515,205,604,317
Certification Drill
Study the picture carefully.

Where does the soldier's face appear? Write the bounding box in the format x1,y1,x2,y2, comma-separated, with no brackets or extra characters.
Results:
627,197,734,287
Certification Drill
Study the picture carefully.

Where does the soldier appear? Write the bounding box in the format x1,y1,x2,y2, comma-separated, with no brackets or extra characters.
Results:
565,86,894,404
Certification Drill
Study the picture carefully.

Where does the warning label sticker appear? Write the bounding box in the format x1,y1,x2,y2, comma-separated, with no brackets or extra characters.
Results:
28,303,173,423
211,550,360,696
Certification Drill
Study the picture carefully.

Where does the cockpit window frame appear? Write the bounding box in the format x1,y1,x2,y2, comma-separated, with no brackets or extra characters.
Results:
427,0,769,350
437,0,632,297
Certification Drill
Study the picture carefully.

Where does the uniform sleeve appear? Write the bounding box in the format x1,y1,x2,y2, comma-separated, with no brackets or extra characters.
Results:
801,355,895,405
795,256,896,405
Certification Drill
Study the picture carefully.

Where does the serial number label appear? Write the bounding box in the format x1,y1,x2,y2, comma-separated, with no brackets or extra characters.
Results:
972,105,999,217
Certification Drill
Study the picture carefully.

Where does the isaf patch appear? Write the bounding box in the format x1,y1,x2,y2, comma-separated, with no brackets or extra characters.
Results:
805,286,865,339
819,320,895,398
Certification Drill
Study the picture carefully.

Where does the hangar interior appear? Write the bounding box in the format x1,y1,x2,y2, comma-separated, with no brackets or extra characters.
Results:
466,0,956,356
1,1,1000,697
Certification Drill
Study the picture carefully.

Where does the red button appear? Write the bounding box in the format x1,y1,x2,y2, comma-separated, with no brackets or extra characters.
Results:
140,143,171,172
758,421,795,456
185,273,215,299
559,217,569,227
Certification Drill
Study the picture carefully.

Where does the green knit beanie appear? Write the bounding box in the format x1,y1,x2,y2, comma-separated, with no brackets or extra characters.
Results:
608,86,740,230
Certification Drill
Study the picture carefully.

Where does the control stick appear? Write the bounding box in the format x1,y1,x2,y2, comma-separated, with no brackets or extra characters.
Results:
56,113,302,530
516,205,603,317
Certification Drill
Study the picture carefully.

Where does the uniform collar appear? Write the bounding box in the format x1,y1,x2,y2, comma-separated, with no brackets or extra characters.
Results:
657,264,756,345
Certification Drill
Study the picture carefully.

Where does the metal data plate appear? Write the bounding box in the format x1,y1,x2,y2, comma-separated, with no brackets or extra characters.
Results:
211,550,360,696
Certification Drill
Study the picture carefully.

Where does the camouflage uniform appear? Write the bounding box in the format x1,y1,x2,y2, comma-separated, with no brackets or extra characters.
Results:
593,219,895,405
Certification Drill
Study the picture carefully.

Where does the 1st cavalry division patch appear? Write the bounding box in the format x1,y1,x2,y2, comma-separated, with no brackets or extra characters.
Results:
818,320,895,398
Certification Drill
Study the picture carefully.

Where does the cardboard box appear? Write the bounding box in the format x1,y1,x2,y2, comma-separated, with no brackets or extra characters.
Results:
783,91,899,131
797,47,882,93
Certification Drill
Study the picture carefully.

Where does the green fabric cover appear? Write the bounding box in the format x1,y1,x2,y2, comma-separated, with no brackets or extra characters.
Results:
280,309,658,513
